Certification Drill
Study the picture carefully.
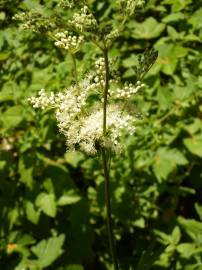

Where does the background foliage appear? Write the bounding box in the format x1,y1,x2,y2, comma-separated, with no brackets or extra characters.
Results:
1,0,202,269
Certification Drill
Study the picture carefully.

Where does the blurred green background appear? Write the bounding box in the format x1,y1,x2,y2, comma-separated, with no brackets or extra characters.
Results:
1,0,202,269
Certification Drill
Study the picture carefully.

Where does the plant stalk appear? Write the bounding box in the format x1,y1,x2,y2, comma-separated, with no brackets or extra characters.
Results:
71,53,79,86
102,48,119,270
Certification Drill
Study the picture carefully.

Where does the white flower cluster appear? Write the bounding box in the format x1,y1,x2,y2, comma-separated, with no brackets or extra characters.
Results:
13,12,26,21
13,12,55,32
28,58,138,155
105,29,120,47
54,31,84,53
28,89,136,155
13,12,34,30
58,0,74,8
71,6,97,32
28,89,55,109
55,86,88,131
65,105,135,154
86,58,119,91
109,81,145,99
58,0,84,8
28,82,89,126
119,0,145,16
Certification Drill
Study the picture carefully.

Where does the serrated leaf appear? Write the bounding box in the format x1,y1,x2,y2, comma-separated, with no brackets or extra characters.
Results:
57,190,81,206
162,0,192,12
2,105,24,129
154,229,171,245
26,201,40,225
178,216,202,244
162,12,185,23
64,151,84,168
31,234,65,268
18,155,34,188
155,43,177,75
132,17,165,39
167,26,181,40
195,203,202,221
16,234,36,246
36,193,56,218
153,148,188,181
184,135,202,158
172,226,181,245
189,8,202,29
183,119,202,135
177,243,198,258
122,54,138,68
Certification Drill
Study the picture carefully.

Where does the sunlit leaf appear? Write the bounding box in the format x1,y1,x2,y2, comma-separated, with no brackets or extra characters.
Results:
31,234,65,268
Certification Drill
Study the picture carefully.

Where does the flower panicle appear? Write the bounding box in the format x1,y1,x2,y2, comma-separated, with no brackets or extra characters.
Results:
64,105,136,155
28,59,142,155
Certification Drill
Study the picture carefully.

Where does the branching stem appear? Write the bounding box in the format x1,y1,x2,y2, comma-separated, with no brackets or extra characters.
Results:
102,48,119,270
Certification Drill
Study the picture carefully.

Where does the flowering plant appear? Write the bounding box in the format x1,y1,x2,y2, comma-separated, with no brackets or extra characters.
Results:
14,1,157,269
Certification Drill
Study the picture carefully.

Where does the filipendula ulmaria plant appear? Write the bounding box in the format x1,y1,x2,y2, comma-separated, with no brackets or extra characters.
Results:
14,1,157,269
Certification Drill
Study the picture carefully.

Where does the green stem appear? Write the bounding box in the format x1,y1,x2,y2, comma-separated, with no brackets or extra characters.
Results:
102,48,119,270
103,49,109,136
71,53,79,86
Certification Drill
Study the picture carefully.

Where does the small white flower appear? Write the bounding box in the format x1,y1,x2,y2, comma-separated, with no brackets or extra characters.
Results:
110,81,145,99
70,5,97,32
54,31,84,53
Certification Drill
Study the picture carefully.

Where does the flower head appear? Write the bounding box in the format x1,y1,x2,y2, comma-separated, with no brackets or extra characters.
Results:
54,31,84,53
28,59,139,155
70,6,98,32
64,105,136,155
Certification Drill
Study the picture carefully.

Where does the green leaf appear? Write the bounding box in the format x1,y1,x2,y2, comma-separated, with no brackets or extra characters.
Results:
171,226,181,245
184,135,202,158
153,148,188,181
178,216,202,244
195,203,202,221
157,86,172,111
64,152,84,168
31,234,65,268
0,12,5,21
184,265,202,270
162,0,192,12
122,54,138,68
154,229,171,245
189,8,202,29
36,193,56,218
18,155,34,188
1,105,24,129
154,43,177,75
177,243,199,258
0,160,6,170
162,12,185,23
66,265,84,270
132,17,165,39
0,52,9,61
25,201,41,225
183,119,202,135
154,43,188,75
57,190,81,206
167,26,181,40
18,235,36,246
